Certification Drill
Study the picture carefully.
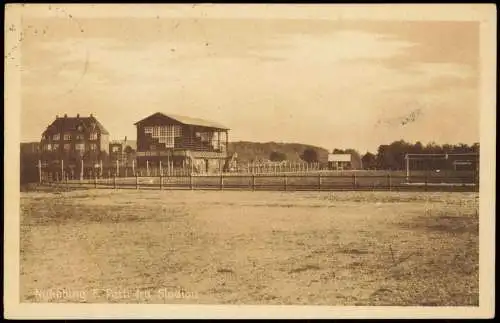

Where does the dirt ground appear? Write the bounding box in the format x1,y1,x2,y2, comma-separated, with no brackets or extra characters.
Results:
19,189,479,305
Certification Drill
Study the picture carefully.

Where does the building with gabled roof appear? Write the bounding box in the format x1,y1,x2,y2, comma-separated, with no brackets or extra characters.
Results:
39,114,110,172
134,112,231,173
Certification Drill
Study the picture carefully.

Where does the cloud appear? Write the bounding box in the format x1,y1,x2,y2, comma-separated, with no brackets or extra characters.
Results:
20,18,479,152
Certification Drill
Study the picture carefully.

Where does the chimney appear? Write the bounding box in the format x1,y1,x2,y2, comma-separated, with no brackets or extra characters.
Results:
76,113,80,118
64,114,67,118
90,113,93,118
56,115,59,119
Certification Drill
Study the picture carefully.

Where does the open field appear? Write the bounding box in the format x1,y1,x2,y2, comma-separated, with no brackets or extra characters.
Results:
20,190,479,305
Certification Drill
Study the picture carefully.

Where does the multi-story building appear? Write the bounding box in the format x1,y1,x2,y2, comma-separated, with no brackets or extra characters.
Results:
39,114,109,168
134,112,231,173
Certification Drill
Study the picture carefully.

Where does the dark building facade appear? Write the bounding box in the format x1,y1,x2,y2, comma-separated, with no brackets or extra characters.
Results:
108,137,136,167
39,114,110,168
134,112,230,173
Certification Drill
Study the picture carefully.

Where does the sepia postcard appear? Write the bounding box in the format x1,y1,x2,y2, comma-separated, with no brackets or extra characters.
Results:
4,3,496,319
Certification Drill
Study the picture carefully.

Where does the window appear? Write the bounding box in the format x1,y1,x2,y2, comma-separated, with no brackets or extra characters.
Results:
53,144,59,151
90,143,98,151
89,132,98,140
112,146,120,152
144,125,182,149
174,125,182,137
152,126,160,137
158,126,174,148
63,143,71,151
44,144,52,151
211,133,219,149
150,144,156,150
200,132,209,143
75,134,84,140
160,126,168,137
52,133,60,141
75,143,85,152
64,133,71,141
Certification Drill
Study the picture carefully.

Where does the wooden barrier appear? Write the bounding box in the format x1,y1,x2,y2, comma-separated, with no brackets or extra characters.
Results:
39,170,479,193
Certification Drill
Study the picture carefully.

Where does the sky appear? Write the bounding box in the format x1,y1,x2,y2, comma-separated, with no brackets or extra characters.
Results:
19,7,480,153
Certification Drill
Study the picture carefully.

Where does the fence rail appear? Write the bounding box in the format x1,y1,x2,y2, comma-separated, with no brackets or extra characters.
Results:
40,173,479,192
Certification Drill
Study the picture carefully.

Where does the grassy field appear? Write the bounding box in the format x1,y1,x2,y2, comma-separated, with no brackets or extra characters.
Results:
20,189,479,305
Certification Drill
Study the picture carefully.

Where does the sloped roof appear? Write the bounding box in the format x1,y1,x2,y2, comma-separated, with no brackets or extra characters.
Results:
134,112,229,130
44,115,109,135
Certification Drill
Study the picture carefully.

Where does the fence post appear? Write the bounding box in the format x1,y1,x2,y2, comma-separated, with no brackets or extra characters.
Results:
38,160,42,184
251,174,255,191
352,173,356,189
318,173,322,191
94,171,97,188
425,175,428,192
135,173,139,190
190,173,194,190
80,159,84,181
388,173,392,191
220,173,224,190
113,175,116,189
160,172,163,190
284,174,287,191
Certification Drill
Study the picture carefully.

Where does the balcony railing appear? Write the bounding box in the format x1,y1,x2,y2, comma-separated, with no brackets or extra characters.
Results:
174,142,226,153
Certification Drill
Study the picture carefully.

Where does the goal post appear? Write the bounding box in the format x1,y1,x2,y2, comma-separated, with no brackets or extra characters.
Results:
404,152,478,184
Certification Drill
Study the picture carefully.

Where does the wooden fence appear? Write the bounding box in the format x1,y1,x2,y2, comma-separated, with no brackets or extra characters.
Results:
41,172,479,192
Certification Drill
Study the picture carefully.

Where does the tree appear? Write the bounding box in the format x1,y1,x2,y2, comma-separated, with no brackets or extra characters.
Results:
300,148,318,163
472,142,480,153
344,149,362,169
269,151,287,162
20,151,40,185
361,152,377,170
124,145,135,154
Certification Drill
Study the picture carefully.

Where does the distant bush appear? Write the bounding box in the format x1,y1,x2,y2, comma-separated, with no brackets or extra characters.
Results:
300,148,319,163
269,151,287,162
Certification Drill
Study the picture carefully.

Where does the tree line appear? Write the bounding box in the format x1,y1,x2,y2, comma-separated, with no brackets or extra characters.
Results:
271,140,479,171
361,140,479,170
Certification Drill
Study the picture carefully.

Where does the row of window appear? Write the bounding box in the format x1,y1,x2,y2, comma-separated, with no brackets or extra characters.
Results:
45,132,99,141
43,143,99,152
144,125,182,148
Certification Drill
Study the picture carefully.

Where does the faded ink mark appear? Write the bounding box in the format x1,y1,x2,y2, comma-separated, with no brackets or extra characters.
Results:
51,6,85,33
6,5,83,62
5,24,23,61
400,109,422,126
375,108,423,128
60,50,90,97
48,5,89,96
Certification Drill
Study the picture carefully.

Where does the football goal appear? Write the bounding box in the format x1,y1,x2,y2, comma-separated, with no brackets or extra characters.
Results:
404,152,479,185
